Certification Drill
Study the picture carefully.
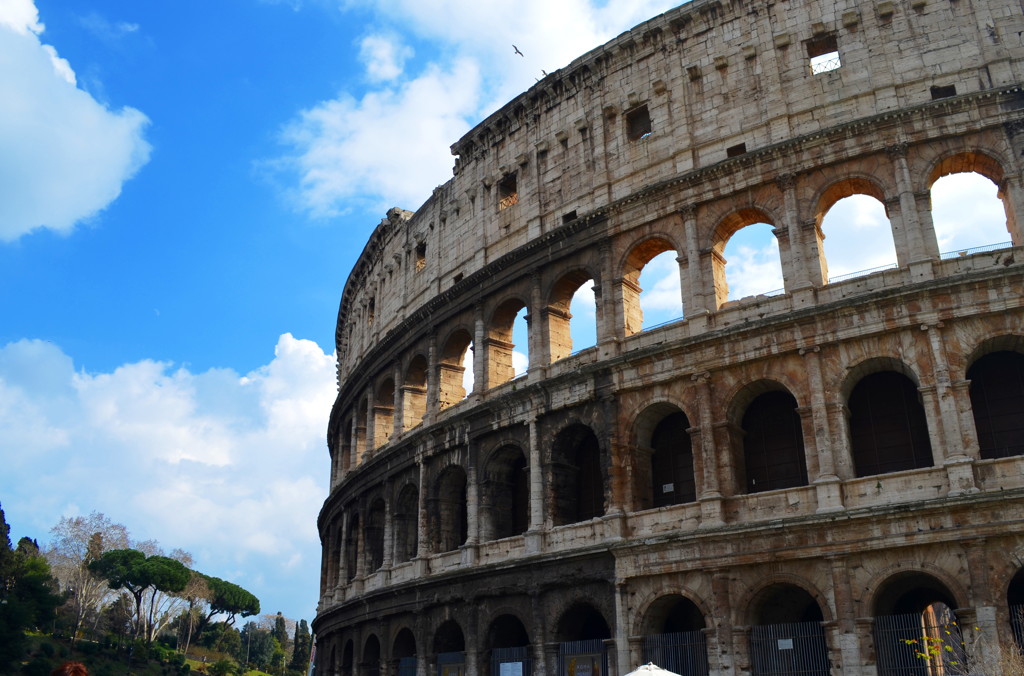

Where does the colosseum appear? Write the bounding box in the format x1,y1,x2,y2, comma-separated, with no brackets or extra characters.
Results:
313,1,1024,675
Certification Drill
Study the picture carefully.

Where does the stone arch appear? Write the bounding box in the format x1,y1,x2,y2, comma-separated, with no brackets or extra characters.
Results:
365,497,386,573
438,328,473,410
1007,567,1024,650
550,423,604,526
728,380,808,494
393,482,419,564
632,402,696,509
487,296,530,388
843,360,933,477
392,626,417,661
485,611,531,651
402,354,428,431
967,344,1024,460
547,267,598,362
812,176,896,284
554,600,612,643
710,206,781,306
480,444,529,541
433,619,466,653
362,633,382,676
374,378,395,449
637,593,710,676
926,150,1018,250
871,570,965,676
621,235,683,336
432,465,468,552
746,582,831,676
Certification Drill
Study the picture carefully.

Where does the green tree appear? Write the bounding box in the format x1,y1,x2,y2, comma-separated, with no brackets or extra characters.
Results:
288,619,311,673
200,575,260,631
0,504,64,670
88,548,191,644
273,611,289,650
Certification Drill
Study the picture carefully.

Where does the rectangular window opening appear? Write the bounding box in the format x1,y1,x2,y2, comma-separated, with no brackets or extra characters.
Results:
498,173,518,210
727,143,747,158
807,34,841,74
931,84,957,99
626,104,652,141
415,242,427,272
452,273,464,285
562,210,578,224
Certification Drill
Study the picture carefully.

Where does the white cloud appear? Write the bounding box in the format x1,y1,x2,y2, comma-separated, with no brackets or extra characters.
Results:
359,33,413,82
0,334,335,619
0,0,150,241
638,251,683,324
275,0,681,218
930,172,1009,253
723,225,784,300
820,195,898,279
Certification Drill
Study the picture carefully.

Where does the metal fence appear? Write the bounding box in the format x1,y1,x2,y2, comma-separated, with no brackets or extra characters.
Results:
643,630,709,676
437,651,466,676
874,612,966,676
750,621,830,676
397,656,417,676
558,639,608,676
491,646,532,676
1012,604,1024,652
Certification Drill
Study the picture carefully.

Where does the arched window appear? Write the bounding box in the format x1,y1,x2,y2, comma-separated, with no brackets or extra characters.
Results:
393,627,417,676
354,398,368,464
816,178,896,282
403,355,428,431
555,603,611,676
439,330,473,409
374,379,394,448
622,239,683,336
393,484,419,564
434,620,466,676
486,614,531,676
482,445,529,541
551,425,604,525
649,411,696,507
872,573,962,676
928,152,1018,250
365,498,385,572
487,299,529,388
433,466,468,552
713,209,784,306
548,270,597,362
968,351,1024,459
345,513,360,581
848,371,933,477
742,391,808,493
362,635,381,676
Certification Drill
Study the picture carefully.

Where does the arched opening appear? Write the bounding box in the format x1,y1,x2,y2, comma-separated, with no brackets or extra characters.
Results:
555,602,611,676
393,484,419,564
550,424,604,526
816,178,896,283
548,270,597,362
394,627,417,676
486,614,531,676
641,595,709,676
749,584,829,676
848,370,934,477
362,634,381,676
623,238,683,336
434,620,466,676
649,410,696,508
345,513,360,581
403,355,428,431
487,298,530,388
968,350,1024,459
872,573,962,676
433,466,468,552
713,209,783,305
928,152,1017,250
1007,568,1024,650
481,445,529,541
365,498,385,573
742,390,808,493
439,329,473,410
355,398,368,464
342,640,354,676
374,379,395,449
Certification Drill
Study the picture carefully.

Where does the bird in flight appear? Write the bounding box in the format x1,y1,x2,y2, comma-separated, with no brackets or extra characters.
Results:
513,45,524,57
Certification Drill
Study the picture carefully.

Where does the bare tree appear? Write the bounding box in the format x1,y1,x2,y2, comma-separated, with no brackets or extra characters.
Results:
47,512,130,644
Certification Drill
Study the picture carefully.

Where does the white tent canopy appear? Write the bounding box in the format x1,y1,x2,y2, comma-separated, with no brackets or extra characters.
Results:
623,663,682,676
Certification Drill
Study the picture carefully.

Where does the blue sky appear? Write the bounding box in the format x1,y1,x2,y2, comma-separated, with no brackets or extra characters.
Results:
0,0,1011,629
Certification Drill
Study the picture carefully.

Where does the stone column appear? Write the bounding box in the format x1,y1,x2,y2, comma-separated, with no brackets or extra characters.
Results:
382,479,394,570
710,571,736,675
365,387,376,456
392,362,404,440
830,556,862,674
888,142,939,269
415,455,430,563
965,538,1001,667
473,302,486,397
693,372,724,527
528,270,550,377
681,204,711,327
337,511,349,593
597,241,620,360
922,322,978,492
801,346,844,511
615,582,632,676
426,330,439,424
999,174,1024,245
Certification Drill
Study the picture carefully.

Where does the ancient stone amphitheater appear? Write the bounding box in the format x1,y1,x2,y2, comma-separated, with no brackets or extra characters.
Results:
313,1,1024,675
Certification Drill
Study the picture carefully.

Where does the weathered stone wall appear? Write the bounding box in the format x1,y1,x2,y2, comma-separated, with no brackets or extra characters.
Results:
317,0,1024,675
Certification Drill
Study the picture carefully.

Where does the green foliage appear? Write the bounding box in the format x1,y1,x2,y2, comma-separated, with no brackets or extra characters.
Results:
0,503,64,670
287,619,311,673
208,657,239,676
202,575,261,627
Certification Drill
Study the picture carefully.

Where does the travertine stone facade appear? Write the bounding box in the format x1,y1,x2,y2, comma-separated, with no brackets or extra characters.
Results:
314,1,1024,675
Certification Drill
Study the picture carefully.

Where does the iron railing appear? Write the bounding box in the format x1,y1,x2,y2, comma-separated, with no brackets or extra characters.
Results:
750,621,830,676
874,612,966,676
643,630,709,676
558,639,608,676
437,651,466,676
491,646,532,676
